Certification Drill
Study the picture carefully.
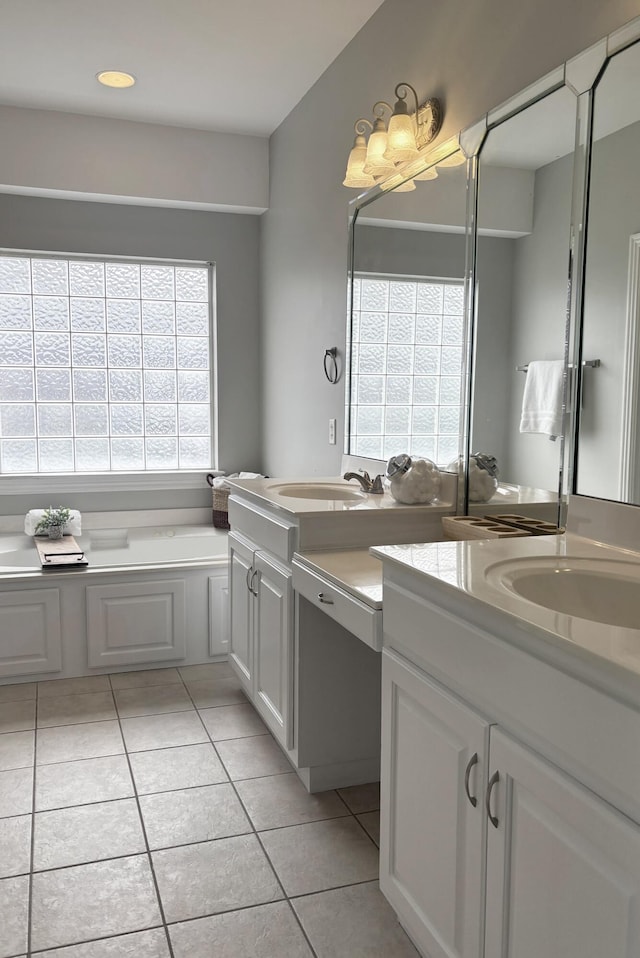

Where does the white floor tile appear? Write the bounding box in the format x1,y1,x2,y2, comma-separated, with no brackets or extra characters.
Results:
128,743,227,794
0,875,29,958
260,817,379,896
110,668,182,690
35,928,170,957
199,703,268,741
215,734,292,781
38,676,111,698
37,692,117,728
120,712,207,752
0,700,36,733
152,834,283,923
37,721,124,765
0,731,34,771
35,754,134,811
31,855,162,951
0,815,31,877
169,901,313,958
292,881,419,957
236,772,348,830
34,798,145,870
0,683,36,703
114,685,193,719
140,783,250,849
0,768,33,818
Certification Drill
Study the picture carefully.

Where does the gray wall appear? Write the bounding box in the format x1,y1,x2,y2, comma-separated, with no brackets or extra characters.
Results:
0,193,261,515
260,0,640,478
354,224,465,279
505,153,574,490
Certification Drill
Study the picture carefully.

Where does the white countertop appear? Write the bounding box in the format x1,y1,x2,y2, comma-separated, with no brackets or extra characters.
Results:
294,549,383,608
372,533,640,692
226,476,455,518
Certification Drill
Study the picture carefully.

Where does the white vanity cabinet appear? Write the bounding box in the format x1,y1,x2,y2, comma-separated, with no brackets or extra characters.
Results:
378,559,640,958
228,530,293,748
381,649,489,958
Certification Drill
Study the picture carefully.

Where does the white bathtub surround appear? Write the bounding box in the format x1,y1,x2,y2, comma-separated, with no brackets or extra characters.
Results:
24,509,82,537
0,509,229,687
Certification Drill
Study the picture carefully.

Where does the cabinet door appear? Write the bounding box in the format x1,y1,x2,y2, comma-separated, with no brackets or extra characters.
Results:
228,533,255,695
485,729,640,958
380,649,489,958
254,550,293,749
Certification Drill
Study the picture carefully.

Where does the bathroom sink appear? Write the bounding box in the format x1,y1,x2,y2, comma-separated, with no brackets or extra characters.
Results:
270,482,365,501
486,556,640,629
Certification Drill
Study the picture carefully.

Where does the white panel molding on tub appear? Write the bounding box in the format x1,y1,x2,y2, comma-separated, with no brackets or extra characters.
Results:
208,572,229,658
86,579,186,668
0,588,62,677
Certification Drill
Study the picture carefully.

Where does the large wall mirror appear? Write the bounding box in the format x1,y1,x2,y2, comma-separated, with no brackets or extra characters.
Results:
346,148,469,482
576,37,640,505
471,84,580,523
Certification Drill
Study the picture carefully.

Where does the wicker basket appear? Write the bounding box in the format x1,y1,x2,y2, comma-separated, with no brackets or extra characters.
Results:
207,474,230,530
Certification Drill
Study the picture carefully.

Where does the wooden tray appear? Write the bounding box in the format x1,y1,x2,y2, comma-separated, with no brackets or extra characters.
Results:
442,516,531,541
487,514,562,535
34,535,88,568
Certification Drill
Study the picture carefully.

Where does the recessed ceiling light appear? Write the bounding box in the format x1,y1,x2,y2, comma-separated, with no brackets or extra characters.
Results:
96,71,136,89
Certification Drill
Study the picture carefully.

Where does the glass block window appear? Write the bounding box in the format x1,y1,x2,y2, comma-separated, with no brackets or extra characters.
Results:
348,273,465,465
0,253,213,474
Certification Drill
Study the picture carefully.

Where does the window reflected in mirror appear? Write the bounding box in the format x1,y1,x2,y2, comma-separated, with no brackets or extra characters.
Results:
349,273,463,463
346,155,468,470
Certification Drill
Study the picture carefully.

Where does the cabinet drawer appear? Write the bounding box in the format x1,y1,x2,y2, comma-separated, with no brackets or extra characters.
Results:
228,498,296,562
292,559,381,651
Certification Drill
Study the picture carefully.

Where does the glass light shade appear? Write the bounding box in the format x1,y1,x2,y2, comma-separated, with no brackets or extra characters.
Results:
393,178,416,192
363,120,395,176
437,151,466,168
343,135,376,188
384,113,419,163
414,166,438,181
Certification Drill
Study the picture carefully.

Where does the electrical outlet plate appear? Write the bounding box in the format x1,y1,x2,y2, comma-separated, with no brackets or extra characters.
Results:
329,418,336,444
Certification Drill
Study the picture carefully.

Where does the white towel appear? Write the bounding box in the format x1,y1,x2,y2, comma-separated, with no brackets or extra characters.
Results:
25,509,82,537
519,360,564,440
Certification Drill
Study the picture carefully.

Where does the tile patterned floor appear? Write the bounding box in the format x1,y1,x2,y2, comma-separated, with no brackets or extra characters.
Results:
0,664,418,957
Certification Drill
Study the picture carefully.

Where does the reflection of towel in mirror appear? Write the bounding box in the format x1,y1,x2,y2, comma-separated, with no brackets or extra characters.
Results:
519,360,564,441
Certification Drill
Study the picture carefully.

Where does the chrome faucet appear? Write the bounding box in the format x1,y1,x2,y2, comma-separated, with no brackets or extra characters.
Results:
343,470,385,494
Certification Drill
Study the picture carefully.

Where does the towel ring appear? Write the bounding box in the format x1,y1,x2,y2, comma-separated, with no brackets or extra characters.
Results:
324,347,339,384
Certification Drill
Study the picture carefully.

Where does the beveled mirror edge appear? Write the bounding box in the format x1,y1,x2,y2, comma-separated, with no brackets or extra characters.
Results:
344,12,640,519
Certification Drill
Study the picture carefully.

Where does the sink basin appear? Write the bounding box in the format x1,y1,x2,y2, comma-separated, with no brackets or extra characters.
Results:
486,556,640,629
270,482,365,501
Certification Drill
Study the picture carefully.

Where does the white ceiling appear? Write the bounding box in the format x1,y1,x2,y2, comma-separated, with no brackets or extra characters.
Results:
0,0,384,136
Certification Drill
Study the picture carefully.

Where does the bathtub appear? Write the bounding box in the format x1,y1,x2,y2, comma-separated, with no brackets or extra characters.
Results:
0,525,229,574
0,517,230,685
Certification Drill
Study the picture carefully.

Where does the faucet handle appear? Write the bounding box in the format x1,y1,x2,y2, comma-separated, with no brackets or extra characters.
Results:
371,474,385,494
360,470,371,482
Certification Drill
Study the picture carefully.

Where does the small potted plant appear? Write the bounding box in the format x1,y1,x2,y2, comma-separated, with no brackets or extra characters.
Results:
34,506,71,540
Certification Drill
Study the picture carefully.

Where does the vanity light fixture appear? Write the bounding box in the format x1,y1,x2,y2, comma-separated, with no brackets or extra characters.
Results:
343,83,442,189
436,151,466,169
96,70,136,89
343,119,376,188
